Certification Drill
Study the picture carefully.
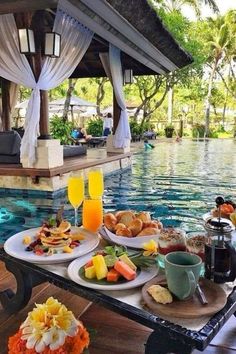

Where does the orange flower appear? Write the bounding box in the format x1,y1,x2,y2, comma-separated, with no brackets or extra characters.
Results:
8,325,89,354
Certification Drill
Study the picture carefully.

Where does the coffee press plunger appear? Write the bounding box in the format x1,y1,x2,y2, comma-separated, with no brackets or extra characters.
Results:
204,196,236,283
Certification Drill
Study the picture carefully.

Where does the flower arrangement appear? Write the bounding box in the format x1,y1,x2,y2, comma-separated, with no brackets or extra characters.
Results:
8,297,89,354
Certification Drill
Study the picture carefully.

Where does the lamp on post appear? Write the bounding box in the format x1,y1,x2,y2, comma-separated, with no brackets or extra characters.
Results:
45,32,61,58
18,28,36,54
124,69,133,84
17,29,61,58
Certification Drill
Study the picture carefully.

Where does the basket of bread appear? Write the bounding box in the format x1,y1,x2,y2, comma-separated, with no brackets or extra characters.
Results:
102,210,163,248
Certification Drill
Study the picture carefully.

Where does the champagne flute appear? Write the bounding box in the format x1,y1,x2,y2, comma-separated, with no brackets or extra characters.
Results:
82,199,103,233
68,172,84,226
88,167,104,199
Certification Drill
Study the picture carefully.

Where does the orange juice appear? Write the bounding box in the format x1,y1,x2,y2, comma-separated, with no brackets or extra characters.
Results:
88,169,104,199
68,176,84,208
82,199,103,232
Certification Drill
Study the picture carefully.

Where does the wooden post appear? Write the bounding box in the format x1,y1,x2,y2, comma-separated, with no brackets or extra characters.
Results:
113,91,121,133
32,10,50,139
1,78,11,131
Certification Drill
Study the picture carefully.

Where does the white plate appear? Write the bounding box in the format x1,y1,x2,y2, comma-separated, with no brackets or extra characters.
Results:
4,227,100,264
68,252,159,290
202,213,235,229
101,226,159,249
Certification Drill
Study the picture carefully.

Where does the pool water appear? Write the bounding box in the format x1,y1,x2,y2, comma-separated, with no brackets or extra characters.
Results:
0,139,236,243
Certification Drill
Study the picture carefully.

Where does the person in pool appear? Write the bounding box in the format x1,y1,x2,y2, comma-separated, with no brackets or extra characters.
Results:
144,139,155,150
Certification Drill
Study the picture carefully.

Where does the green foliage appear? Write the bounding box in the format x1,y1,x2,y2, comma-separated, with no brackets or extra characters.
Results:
192,124,205,138
86,118,103,136
129,119,142,135
50,115,74,145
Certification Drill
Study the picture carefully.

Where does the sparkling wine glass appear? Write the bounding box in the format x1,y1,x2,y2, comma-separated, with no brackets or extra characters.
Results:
68,172,84,226
88,167,104,199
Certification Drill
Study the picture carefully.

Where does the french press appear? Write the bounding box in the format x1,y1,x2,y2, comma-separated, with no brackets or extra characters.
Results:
204,196,236,283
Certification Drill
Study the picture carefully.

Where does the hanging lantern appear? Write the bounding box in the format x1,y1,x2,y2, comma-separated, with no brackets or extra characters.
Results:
45,32,61,58
124,69,133,84
18,28,36,54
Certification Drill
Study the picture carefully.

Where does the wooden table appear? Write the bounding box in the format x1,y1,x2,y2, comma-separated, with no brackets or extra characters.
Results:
0,248,235,354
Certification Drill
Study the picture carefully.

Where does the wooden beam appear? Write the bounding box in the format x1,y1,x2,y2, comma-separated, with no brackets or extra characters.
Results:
113,91,121,134
0,0,58,14
1,78,11,131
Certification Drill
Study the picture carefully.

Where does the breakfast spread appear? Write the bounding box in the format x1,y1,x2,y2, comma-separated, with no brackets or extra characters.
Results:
24,219,84,256
104,210,163,237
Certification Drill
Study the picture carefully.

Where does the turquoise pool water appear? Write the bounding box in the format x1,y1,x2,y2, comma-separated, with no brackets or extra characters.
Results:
0,139,236,242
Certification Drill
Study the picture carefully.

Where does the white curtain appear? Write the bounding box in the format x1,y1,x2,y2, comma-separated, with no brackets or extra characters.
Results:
0,2,93,165
108,44,131,148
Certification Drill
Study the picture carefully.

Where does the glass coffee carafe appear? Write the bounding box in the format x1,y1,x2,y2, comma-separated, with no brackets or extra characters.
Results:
204,197,236,283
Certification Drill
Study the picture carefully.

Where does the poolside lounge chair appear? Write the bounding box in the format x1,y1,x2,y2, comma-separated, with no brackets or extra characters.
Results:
63,145,87,158
0,130,21,164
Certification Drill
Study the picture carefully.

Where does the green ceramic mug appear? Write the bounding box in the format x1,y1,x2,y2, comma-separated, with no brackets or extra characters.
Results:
164,251,202,300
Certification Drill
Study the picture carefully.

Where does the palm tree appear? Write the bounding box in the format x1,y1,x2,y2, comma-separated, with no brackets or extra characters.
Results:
204,17,233,136
149,0,219,127
150,0,219,16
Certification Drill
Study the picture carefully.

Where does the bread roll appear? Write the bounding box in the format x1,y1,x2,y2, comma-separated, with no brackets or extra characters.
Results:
143,220,163,230
136,212,151,223
104,213,117,231
128,218,143,237
117,211,136,226
137,227,160,237
116,226,132,237
114,223,126,231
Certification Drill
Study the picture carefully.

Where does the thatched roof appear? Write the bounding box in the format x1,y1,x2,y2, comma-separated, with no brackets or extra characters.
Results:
0,0,193,78
106,0,193,68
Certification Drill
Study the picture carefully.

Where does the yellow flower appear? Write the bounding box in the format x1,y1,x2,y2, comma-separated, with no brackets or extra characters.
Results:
142,239,158,256
20,297,79,353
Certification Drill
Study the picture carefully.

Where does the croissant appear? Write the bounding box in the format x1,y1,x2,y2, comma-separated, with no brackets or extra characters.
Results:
128,218,143,237
137,227,160,237
116,226,133,237
136,212,151,223
104,213,117,231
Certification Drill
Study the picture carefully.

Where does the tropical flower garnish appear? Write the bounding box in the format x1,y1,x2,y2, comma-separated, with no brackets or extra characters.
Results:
142,239,158,256
8,297,89,354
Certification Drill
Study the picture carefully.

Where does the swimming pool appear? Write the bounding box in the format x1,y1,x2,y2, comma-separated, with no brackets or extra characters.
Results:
0,139,236,242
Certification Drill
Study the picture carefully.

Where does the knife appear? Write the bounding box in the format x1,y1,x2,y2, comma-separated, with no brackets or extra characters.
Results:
196,284,208,305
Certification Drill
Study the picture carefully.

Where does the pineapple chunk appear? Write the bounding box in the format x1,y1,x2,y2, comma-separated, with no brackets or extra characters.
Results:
23,236,31,245
92,255,108,280
119,254,137,271
85,265,96,279
63,245,73,253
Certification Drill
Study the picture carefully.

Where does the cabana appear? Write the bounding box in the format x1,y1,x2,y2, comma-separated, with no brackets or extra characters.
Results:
0,0,192,192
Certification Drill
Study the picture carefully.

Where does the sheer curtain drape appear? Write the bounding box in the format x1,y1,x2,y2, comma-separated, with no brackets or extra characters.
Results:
100,45,131,148
109,45,131,148
0,2,93,165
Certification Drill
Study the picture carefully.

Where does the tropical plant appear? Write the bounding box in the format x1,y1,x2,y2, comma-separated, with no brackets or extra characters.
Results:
149,0,219,16
203,15,234,136
86,117,103,136
50,115,74,145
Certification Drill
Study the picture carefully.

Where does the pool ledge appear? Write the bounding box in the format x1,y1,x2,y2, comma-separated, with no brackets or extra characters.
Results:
0,150,132,194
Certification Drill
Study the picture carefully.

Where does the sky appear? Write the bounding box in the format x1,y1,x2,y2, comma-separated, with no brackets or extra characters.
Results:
183,0,235,20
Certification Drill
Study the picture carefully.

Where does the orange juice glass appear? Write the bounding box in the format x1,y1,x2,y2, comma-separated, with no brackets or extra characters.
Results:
88,167,104,199
82,199,103,233
68,172,84,226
